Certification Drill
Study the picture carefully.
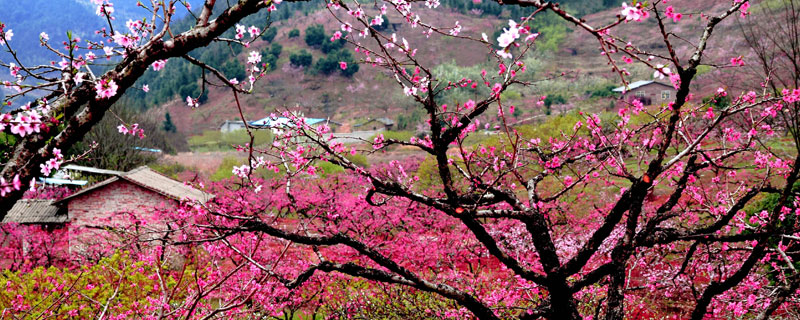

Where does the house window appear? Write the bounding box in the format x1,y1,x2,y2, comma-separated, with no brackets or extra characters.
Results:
635,91,646,97
661,90,670,101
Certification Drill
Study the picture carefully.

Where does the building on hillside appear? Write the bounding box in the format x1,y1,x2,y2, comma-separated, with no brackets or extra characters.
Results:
613,80,676,106
2,199,67,225
249,116,339,134
54,166,212,227
3,166,212,227
354,117,394,131
219,120,248,132
1,166,211,264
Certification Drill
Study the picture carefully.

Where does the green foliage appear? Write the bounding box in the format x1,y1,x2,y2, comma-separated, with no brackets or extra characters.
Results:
695,65,713,76
162,112,177,133
703,94,732,111
69,104,185,171
288,28,300,38
588,84,618,98
439,0,620,18
397,109,426,130
262,53,279,72
304,24,326,47
314,49,359,77
500,89,522,101
373,15,390,31
0,132,18,165
431,60,490,105
0,252,192,318
372,131,415,144
149,162,190,179
544,94,566,107
289,50,313,67
261,27,278,42
321,280,467,320
316,160,345,176
259,43,283,73
531,12,569,52
211,157,242,181
269,43,283,57
321,37,347,54
221,59,247,81
188,130,273,151
345,153,369,168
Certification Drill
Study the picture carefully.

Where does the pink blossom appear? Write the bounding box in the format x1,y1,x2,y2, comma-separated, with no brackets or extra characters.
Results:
151,59,167,71
331,31,342,41
740,1,750,17
497,20,521,48
621,2,647,22
248,26,260,38
186,96,198,108
339,62,347,70
247,51,261,65
730,56,745,67
235,24,246,39
112,33,134,48
94,78,118,99
0,29,13,45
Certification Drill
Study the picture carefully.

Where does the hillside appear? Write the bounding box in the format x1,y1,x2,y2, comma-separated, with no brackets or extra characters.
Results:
147,0,765,137
152,6,505,136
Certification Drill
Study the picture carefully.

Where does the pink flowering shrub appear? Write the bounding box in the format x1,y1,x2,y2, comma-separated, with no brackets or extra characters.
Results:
2,0,800,319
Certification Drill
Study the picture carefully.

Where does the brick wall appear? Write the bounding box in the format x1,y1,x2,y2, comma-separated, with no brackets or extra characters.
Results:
67,180,177,258
68,180,175,226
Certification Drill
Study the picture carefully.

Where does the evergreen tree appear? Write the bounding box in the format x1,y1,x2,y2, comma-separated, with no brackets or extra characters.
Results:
163,112,177,133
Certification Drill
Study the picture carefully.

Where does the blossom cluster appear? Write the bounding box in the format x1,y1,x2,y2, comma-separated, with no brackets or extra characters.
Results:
116,123,145,139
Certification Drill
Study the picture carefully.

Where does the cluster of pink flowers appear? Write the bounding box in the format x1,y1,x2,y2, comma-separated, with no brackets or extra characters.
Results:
94,78,118,99
39,148,63,176
91,0,114,17
2,102,55,138
782,88,800,103
116,123,145,139
151,59,166,71
234,24,260,40
621,2,648,22
664,6,683,23
0,174,21,197
0,23,13,46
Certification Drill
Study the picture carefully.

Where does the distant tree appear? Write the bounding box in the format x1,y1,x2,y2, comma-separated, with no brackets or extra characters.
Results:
304,24,326,47
340,60,359,77
703,94,732,111
288,28,300,38
270,43,282,57
221,60,246,82
321,37,346,54
70,105,182,172
289,49,313,67
544,94,566,107
373,16,390,31
261,27,278,42
162,112,177,133
314,49,358,76
263,53,278,72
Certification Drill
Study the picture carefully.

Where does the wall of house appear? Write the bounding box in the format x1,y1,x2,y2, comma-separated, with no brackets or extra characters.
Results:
66,180,178,259
67,180,174,227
